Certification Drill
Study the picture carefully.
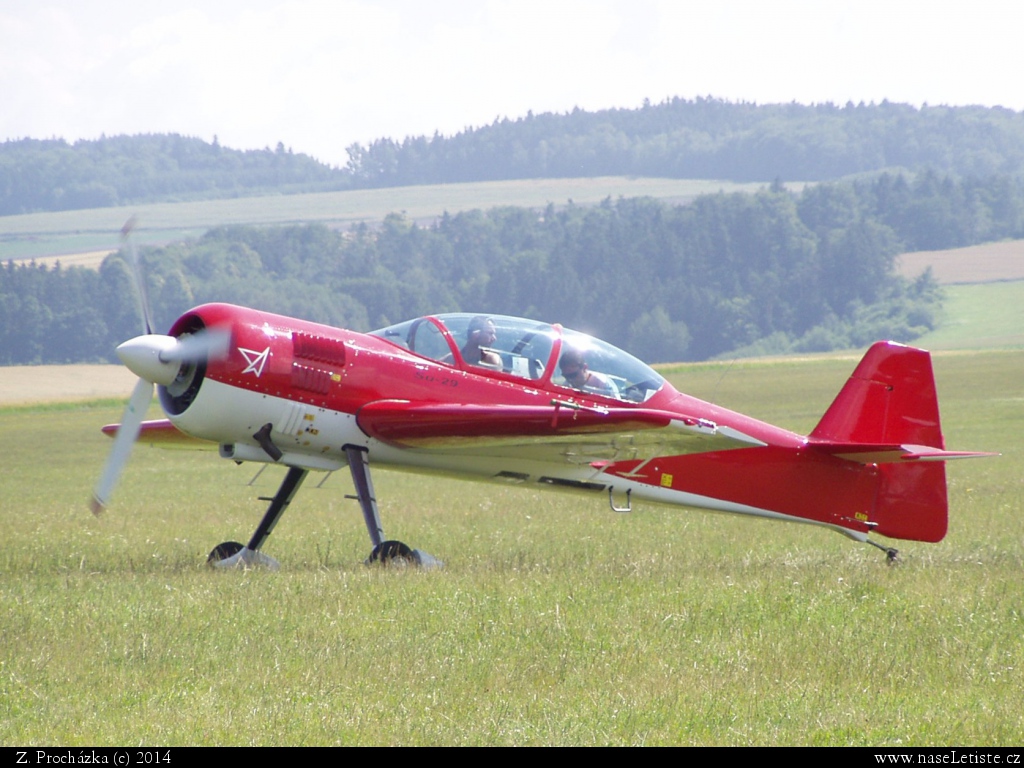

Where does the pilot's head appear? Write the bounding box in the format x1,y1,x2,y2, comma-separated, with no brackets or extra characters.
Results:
467,316,496,345
559,347,588,387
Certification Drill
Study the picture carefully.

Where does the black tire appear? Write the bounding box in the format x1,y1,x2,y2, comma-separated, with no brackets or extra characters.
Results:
366,540,414,565
208,541,245,564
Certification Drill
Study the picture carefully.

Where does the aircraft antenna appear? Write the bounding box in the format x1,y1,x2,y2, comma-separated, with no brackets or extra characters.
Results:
708,356,738,406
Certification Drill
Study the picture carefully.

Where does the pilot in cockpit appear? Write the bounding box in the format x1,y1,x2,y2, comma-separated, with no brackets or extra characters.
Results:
558,346,619,399
460,316,503,369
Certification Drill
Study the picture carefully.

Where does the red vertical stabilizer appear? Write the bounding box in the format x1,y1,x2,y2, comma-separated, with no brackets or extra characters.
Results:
810,342,944,448
811,342,948,543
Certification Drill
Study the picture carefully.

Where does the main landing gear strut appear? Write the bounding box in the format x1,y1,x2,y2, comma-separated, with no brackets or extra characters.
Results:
343,444,441,569
207,465,307,570
206,435,441,569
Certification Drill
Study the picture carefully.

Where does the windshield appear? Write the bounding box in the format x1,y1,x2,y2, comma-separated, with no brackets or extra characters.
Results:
370,313,664,402
553,327,664,403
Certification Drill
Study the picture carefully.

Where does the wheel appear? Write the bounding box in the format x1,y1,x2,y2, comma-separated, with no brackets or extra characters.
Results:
208,541,245,564
365,540,415,566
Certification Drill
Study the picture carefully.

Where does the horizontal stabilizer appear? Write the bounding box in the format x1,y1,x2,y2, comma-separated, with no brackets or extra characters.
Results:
808,440,998,464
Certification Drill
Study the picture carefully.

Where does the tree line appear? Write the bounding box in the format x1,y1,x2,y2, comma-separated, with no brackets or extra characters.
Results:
4,171,1021,366
4,99,1024,215
344,98,1024,185
0,134,341,215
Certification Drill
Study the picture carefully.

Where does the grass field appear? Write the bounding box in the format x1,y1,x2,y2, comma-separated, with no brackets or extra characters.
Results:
913,281,1024,350
2,177,1021,744
1,350,1021,745
893,240,1024,350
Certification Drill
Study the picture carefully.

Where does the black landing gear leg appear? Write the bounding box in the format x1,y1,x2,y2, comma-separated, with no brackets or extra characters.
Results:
866,538,900,565
208,466,308,570
344,444,442,569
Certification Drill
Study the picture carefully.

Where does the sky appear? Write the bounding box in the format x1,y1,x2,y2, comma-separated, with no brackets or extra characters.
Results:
1,0,1020,168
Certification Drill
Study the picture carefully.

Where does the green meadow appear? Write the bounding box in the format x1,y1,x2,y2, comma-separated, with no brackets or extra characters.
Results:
1,350,1021,745
913,281,1024,350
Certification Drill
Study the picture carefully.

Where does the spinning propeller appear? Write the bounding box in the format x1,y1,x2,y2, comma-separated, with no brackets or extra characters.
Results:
89,219,229,514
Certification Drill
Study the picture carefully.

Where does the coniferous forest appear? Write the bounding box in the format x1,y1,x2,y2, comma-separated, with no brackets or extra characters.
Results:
3,171,1021,365
3,98,1024,364
342,99,1024,186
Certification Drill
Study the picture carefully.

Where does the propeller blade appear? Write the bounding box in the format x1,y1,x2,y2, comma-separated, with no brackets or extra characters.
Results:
122,216,155,336
89,377,154,515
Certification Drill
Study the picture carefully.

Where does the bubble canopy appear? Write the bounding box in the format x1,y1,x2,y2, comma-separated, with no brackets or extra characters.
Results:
370,313,665,403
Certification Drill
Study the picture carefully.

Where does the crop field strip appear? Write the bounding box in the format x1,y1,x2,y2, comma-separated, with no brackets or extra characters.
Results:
897,240,1024,285
0,177,777,264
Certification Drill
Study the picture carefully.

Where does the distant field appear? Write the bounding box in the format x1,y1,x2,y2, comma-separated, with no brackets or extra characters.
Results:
893,240,1024,350
0,365,135,407
1,176,786,264
897,240,1024,284
16,249,115,270
912,280,1024,350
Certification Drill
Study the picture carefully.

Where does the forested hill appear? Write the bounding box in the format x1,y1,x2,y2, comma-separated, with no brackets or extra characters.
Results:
7,171,1023,366
0,135,344,215
5,99,1024,215
344,99,1024,185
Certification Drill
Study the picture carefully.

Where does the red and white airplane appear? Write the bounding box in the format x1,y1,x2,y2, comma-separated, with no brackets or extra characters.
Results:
92,302,991,568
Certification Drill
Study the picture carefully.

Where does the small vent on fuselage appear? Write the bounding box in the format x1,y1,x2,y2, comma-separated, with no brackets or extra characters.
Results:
293,333,346,366
291,332,344,396
292,363,331,395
